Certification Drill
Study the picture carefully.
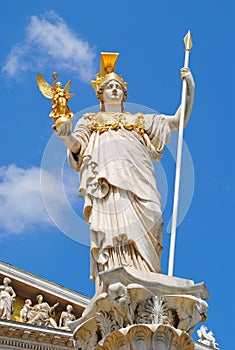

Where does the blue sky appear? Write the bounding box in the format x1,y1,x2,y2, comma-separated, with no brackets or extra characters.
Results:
0,1,234,348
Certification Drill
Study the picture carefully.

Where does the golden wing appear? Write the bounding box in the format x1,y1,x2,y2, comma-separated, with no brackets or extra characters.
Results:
64,80,71,93
36,73,54,99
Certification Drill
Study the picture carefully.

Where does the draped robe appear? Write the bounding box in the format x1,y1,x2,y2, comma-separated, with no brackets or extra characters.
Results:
68,112,171,280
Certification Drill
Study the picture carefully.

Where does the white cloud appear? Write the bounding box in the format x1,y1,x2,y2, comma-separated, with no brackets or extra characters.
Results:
2,11,96,82
0,164,80,236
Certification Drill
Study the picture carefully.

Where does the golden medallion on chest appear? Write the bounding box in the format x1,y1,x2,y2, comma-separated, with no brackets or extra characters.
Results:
122,113,145,136
85,112,145,136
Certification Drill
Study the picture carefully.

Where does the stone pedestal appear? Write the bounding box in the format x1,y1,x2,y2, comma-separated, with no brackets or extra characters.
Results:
71,268,210,350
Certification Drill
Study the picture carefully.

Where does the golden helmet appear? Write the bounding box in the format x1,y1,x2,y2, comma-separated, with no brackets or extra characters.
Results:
90,52,128,102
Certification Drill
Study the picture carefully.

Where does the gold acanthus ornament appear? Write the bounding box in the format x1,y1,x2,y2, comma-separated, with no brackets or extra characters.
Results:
84,112,145,136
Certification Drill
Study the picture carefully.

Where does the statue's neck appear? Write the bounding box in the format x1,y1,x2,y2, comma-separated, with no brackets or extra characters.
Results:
103,102,123,113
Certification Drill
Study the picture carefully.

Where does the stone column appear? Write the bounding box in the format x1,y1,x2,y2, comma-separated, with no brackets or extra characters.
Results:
71,267,210,350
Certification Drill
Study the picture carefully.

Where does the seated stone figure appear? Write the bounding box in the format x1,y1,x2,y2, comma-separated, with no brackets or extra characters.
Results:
27,294,58,328
59,304,76,330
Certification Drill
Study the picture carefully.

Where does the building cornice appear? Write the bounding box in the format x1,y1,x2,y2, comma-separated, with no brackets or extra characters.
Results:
0,319,74,348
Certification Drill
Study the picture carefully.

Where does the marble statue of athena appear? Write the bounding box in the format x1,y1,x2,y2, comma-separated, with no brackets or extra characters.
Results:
56,53,195,284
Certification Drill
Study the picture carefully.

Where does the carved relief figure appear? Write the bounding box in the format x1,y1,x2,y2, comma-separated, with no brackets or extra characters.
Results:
161,295,208,334
54,52,195,285
177,299,207,334
59,304,76,330
0,277,16,320
27,294,59,328
20,298,33,322
108,282,134,328
197,325,219,349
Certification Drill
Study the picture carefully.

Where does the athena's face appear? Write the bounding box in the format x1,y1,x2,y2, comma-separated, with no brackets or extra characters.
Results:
103,80,123,104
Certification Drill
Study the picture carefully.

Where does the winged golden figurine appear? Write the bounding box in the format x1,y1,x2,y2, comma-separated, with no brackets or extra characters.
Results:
36,72,75,130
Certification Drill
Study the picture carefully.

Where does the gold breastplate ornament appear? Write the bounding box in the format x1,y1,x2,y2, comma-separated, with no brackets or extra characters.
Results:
84,112,145,136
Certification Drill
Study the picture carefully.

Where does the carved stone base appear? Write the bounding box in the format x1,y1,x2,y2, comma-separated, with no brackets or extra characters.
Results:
71,268,210,350
74,324,194,350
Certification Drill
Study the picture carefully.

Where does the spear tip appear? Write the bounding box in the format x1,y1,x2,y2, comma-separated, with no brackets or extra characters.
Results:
184,30,193,51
